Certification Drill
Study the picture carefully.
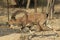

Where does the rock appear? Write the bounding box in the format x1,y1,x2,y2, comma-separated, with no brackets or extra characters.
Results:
22,27,30,32
30,25,40,32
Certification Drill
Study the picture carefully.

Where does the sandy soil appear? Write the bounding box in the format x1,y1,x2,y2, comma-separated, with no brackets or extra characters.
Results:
0,33,20,40
0,2,60,40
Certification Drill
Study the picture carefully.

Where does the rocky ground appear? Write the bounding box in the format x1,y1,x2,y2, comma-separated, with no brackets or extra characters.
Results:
0,29,60,40
0,4,60,40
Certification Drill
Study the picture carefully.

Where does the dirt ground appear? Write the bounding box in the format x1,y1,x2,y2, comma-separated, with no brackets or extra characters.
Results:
0,4,60,40
0,30,60,40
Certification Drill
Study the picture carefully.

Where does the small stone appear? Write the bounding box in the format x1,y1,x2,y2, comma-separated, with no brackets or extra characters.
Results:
30,25,40,32
22,27,30,32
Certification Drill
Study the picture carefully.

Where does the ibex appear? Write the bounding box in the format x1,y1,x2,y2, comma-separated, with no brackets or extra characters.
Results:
8,10,49,31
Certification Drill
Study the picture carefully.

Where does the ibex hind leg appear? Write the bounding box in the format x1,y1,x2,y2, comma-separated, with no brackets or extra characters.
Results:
37,22,44,31
38,21,51,31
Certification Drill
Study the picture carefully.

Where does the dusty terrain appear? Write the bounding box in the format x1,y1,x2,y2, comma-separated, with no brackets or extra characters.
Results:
0,2,60,40
0,29,60,40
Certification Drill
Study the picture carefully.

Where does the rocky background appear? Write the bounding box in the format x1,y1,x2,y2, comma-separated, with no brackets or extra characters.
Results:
0,0,60,40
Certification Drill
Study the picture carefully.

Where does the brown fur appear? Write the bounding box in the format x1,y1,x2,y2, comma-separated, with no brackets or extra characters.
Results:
8,12,47,31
